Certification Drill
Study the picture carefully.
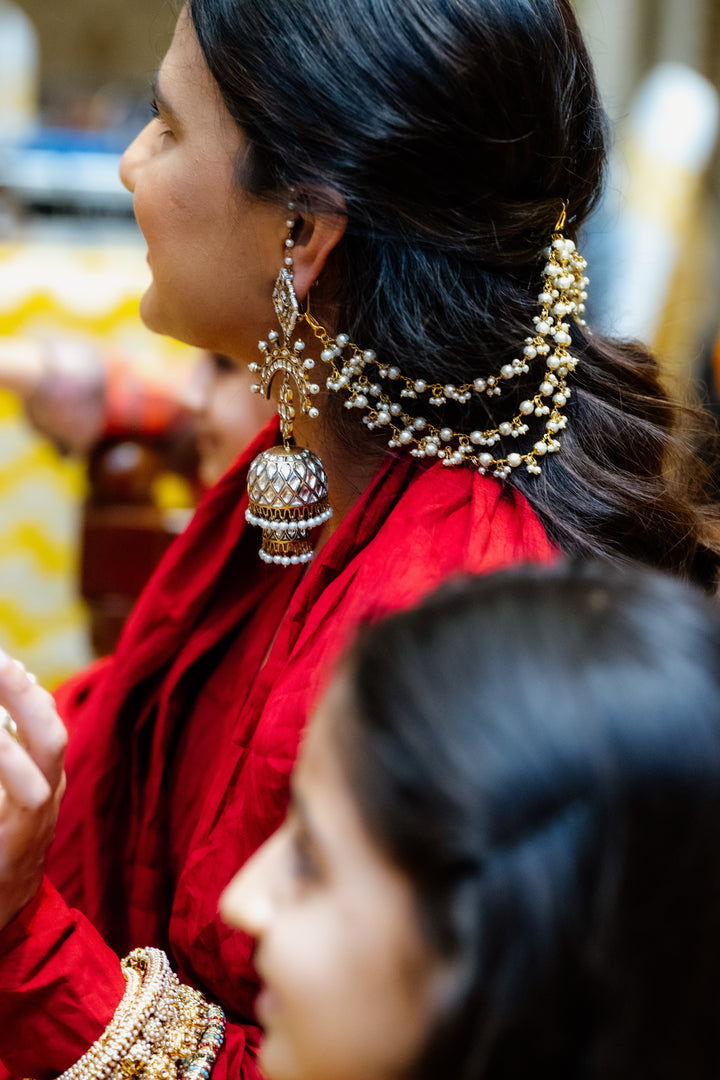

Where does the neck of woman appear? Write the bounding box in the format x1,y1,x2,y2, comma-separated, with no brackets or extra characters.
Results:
293,406,386,553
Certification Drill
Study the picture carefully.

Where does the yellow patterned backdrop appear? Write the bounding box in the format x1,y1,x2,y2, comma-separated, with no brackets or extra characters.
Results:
0,238,186,687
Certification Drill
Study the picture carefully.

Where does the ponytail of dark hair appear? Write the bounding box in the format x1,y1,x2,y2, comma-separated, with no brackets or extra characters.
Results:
190,0,720,586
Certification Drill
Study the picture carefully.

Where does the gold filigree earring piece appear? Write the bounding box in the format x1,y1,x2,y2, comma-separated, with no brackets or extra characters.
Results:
245,207,332,566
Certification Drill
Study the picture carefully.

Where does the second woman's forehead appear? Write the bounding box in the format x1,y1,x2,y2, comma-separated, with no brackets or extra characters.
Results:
295,682,370,848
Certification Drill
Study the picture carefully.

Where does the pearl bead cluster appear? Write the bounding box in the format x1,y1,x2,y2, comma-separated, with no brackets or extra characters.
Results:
56,948,225,1080
300,228,587,480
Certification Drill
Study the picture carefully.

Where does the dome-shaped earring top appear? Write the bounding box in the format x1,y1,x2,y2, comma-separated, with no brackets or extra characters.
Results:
246,444,332,565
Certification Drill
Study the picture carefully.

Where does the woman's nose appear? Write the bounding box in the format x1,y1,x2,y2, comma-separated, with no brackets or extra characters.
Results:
119,123,152,194
219,829,284,937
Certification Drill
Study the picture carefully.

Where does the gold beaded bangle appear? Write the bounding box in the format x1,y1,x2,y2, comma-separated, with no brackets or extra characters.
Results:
48,948,225,1080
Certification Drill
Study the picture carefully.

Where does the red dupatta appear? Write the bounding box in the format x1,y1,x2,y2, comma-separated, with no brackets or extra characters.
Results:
0,420,555,1079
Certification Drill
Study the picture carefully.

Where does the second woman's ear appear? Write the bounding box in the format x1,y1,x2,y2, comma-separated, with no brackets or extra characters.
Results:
290,207,347,301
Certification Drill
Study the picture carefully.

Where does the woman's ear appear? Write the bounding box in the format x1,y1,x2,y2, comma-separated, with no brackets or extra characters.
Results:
291,208,347,301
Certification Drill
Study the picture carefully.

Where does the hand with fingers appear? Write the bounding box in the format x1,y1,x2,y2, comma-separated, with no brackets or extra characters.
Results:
0,649,67,930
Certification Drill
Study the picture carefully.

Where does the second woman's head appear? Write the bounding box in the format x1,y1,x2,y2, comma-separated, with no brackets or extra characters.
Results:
223,562,720,1080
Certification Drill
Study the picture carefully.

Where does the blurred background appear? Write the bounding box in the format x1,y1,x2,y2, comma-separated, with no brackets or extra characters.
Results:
0,0,719,684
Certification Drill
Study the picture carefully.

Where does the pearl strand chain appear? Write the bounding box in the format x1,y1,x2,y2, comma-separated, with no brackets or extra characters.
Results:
302,231,588,479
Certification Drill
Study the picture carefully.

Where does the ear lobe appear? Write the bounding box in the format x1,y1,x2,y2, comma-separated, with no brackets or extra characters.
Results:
291,209,347,301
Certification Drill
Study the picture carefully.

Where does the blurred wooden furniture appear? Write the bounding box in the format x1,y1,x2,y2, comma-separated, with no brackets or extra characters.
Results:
80,436,196,656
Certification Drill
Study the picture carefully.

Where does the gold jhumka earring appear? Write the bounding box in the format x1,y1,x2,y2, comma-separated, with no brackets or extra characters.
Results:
246,201,588,566
245,206,332,566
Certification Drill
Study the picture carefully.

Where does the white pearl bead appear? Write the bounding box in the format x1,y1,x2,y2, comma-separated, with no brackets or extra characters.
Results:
321,349,334,362
534,441,548,455
499,422,512,436
399,430,413,444
519,400,534,415
470,431,484,444
440,428,453,441
507,453,522,467
336,333,349,347
414,380,426,393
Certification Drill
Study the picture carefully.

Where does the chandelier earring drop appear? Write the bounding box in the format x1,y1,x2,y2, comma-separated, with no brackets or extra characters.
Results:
245,205,332,566
246,201,588,565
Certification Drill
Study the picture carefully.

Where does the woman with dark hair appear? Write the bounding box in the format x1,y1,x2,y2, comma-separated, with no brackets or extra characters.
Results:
224,561,720,1080
0,1,718,1077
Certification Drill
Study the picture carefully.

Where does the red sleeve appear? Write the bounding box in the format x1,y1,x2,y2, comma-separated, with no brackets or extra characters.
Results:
211,1022,263,1080
0,877,265,1080
0,877,126,1079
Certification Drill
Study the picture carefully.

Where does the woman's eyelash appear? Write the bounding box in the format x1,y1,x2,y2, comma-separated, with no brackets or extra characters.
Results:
149,99,173,138
291,826,319,881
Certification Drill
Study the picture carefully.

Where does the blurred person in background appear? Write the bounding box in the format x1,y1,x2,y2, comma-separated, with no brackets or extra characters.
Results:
225,561,720,1080
0,2,719,1078
0,337,275,488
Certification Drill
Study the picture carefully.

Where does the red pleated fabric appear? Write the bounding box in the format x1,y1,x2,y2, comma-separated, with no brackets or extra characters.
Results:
0,421,554,1078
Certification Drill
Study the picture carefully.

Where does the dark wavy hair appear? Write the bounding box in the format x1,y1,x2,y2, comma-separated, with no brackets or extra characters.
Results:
339,562,720,1079
189,0,720,586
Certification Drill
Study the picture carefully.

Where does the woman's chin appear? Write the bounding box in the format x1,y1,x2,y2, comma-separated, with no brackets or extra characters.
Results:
138,286,167,335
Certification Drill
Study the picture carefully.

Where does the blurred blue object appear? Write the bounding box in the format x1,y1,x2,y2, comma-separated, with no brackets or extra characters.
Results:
0,126,133,213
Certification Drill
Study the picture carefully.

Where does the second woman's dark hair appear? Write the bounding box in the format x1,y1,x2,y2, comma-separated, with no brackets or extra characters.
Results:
190,0,720,586
340,562,720,1079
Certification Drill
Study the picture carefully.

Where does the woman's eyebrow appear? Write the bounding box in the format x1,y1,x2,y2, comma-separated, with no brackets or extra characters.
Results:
151,74,179,121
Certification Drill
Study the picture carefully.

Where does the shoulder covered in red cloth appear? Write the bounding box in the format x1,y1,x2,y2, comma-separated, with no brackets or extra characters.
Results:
0,428,553,1080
